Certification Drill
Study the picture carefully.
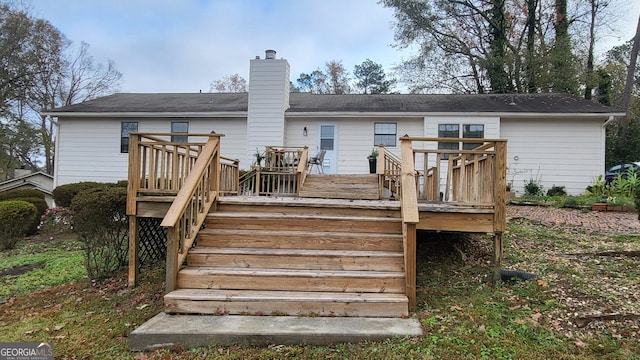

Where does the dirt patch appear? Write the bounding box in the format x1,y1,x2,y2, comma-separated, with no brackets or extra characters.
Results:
0,263,44,277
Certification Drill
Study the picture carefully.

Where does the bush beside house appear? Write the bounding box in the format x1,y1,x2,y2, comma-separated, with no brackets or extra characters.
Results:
0,189,48,235
71,186,128,279
0,200,37,250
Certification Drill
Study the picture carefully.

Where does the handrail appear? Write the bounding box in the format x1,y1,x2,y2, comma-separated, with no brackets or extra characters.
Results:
161,136,221,292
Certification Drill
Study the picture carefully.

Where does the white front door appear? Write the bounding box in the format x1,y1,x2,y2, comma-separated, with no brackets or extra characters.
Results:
319,124,337,174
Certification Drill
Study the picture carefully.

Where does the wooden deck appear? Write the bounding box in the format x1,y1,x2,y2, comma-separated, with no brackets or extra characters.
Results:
127,134,506,318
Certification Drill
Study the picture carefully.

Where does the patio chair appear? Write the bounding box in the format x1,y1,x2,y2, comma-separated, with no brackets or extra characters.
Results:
308,149,326,174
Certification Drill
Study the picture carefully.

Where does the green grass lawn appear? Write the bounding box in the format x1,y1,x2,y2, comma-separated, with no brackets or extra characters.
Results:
0,235,85,300
0,218,639,359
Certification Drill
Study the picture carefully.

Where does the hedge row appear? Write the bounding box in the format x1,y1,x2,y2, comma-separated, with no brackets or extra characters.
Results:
52,181,127,208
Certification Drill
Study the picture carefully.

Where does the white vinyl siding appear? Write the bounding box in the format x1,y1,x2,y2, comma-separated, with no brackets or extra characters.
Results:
54,117,247,186
500,117,605,195
286,117,422,174
246,58,290,165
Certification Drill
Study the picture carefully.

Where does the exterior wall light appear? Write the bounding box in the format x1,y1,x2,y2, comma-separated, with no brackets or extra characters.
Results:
303,127,308,136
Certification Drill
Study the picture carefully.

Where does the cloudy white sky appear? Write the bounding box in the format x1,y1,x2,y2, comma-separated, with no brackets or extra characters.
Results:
26,0,640,94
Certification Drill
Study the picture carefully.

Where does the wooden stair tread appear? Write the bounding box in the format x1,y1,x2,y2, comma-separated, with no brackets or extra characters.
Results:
207,212,399,222
179,267,405,278
166,289,408,303
298,191,379,200
197,228,402,238
189,247,402,257
218,196,400,210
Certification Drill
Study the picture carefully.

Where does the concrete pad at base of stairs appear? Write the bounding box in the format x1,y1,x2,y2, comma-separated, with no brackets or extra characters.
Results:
129,312,423,351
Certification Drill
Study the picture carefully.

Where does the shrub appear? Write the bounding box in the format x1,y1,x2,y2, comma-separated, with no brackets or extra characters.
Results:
38,207,74,235
635,186,640,221
546,185,567,197
53,182,103,208
71,186,128,279
0,200,37,250
0,188,45,201
11,197,48,235
523,178,544,197
562,196,578,208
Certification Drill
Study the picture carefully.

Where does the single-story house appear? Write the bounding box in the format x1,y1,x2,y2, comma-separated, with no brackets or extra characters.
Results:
43,50,624,195
0,170,54,207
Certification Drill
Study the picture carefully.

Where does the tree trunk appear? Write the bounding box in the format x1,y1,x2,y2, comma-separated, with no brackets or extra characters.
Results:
622,14,640,119
487,0,511,93
526,0,538,93
584,0,597,100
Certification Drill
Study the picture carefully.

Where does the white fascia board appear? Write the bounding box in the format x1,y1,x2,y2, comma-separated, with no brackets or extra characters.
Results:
285,111,626,119
40,112,248,118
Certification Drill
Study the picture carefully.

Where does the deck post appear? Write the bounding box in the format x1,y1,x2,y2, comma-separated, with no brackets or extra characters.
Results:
166,228,179,292
404,223,417,311
126,134,141,287
492,140,507,282
493,232,503,281
255,167,261,196
127,216,138,287
400,137,420,312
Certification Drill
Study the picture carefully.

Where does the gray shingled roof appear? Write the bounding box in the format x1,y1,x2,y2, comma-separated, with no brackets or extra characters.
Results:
46,93,249,113
288,93,621,113
45,92,622,115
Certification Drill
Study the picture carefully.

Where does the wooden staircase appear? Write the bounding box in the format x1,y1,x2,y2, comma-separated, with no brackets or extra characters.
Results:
299,174,379,200
164,197,409,318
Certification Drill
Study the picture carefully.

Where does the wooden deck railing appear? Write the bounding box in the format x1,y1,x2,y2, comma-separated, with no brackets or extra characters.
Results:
160,136,221,292
126,133,224,289
377,145,402,199
238,146,308,196
220,156,240,195
126,133,206,198
397,136,507,311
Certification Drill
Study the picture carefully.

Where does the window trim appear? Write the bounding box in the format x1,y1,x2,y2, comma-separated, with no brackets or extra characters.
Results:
121,121,138,153
374,122,397,147
437,123,485,157
171,121,189,143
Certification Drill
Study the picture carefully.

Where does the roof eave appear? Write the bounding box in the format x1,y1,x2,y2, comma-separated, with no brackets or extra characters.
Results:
41,111,248,118
285,111,627,118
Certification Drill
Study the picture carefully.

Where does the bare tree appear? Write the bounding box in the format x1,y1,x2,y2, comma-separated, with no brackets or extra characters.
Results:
0,2,122,175
296,60,351,94
26,41,122,174
297,69,328,94
325,60,351,94
210,73,247,93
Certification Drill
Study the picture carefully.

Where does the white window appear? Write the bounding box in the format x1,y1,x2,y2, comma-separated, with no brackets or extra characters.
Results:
438,123,485,157
171,121,189,143
121,122,138,153
462,124,484,150
374,123,397,147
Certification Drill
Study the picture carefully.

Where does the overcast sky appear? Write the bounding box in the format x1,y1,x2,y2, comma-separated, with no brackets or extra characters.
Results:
26,0,640,94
